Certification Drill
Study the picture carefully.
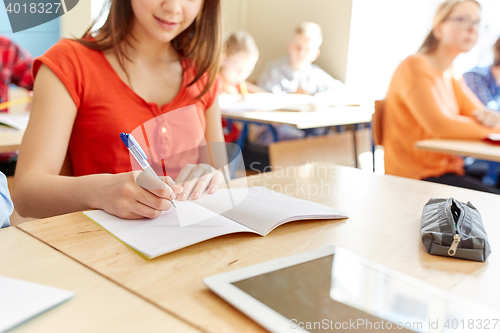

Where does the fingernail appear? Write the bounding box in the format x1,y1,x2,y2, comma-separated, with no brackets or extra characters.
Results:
179,193,187,200
208,188,215,194
192,191,200,199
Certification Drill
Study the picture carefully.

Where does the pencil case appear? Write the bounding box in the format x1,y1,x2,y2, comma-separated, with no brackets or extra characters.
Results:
420,198,491,262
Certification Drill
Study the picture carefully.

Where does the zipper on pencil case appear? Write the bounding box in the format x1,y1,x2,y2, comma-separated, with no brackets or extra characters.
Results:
448,200,462,256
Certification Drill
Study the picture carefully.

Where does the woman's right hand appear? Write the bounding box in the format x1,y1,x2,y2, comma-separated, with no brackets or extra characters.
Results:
94,171,182,220
473,109,500,128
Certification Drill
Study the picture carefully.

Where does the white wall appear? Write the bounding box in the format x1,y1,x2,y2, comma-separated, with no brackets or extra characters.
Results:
60,0,91,38
346,0,500,100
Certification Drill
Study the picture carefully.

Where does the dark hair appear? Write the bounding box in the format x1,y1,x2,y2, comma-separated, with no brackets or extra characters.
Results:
78,0,221,99
494,37,500,67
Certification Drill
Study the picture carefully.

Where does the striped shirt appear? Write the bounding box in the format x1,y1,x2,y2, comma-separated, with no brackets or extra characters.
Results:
0,36,34,107
463,66,500,111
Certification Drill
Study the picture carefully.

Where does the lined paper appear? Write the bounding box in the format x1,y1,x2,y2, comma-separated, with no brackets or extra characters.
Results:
195,187,348,235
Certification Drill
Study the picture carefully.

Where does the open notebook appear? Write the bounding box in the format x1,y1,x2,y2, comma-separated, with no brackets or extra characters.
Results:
0,113,29,131
84,187,348,259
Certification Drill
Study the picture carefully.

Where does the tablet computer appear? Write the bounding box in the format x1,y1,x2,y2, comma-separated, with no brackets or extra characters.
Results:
204,246,498,333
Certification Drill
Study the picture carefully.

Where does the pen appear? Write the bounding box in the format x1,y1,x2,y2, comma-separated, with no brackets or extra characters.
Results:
239,81,248,99
120,132,177,208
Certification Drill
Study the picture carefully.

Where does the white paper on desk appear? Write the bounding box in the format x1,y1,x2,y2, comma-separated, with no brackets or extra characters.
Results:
0,113,29,131
0,276,74,332
218,92,361,113
218,93,316,112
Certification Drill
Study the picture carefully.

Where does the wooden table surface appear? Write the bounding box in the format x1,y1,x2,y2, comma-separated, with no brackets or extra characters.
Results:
1,227,199,333
416,139,500,162
17,164,500,333
221,105,373,129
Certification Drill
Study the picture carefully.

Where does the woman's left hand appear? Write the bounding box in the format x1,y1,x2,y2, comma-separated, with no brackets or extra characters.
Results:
175,163,224,200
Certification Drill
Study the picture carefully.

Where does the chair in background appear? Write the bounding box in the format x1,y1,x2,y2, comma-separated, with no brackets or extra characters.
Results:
372,100,385,147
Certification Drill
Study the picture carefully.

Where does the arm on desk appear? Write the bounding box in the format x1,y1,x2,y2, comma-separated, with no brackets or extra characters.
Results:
13,65,176,219
405,76,500,139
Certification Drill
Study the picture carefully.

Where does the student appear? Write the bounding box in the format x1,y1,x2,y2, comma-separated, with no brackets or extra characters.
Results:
0,36,33,177
219,31,261,95
257,22,343,95
0,35,33,108
253,22,344,146
383,0,500,194
219,31,261,142
0,172,13,228
13,0,226,220
463,37,500,111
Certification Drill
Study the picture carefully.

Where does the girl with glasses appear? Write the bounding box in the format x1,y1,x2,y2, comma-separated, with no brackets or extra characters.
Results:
383,0,500,193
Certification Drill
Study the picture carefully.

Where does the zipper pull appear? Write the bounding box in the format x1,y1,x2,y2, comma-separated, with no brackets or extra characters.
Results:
448,234,461,256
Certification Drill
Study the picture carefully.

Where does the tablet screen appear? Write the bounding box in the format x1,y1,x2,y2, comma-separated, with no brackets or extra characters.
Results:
231,253,454,332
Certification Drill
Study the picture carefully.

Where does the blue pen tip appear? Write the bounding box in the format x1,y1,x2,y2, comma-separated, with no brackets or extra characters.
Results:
120,133,129,148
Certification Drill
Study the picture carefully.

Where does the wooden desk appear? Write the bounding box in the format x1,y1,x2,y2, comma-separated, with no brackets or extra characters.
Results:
221,105,373,130
0,130,23,153
17,164,500,333
416,139,500,162
1,227,199,333
224,105,374,170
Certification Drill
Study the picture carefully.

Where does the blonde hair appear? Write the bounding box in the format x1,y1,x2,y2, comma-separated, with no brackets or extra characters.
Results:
223,31,259,64
295,21,323,47
494,37,500,66
419,0,480,54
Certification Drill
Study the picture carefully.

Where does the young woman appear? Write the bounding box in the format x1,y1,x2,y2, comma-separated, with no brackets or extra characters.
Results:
14,0,226,219
383,0,500,193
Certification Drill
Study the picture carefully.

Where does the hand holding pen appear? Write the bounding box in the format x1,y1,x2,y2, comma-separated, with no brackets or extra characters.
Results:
121,132,182,209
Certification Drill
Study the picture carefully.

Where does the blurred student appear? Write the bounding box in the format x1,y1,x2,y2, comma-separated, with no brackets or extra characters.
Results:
14,0,226,220
219,31,261,95
257,22,343,95
253,22,344,145
463,37,500,111
0,171,13,228
219,31,262,142
384,0,500,194
0,35,33,109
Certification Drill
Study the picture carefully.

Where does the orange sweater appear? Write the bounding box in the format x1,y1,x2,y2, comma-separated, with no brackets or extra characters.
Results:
383,54,500,180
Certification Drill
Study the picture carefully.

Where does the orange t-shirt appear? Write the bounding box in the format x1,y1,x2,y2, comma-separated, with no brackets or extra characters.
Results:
33,39,219,178
383,54,500,180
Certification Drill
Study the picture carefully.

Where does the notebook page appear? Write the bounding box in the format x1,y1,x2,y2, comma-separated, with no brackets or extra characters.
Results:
218,93,316,112
84,200,255,259
194,187,348,235
0,113,29,131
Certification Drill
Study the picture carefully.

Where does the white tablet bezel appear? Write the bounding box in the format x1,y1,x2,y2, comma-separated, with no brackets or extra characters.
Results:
204,246,498,333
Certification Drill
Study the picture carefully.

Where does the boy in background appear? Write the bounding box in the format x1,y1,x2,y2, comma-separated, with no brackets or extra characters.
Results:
253,22,344,145
257,22,343,95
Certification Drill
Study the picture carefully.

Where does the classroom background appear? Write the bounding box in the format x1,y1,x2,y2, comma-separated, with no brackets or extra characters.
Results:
4,0,500,171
